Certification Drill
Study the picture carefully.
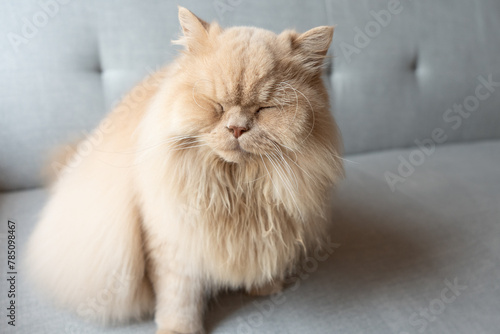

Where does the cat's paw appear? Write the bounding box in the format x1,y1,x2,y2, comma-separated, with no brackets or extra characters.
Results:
248,280,284,296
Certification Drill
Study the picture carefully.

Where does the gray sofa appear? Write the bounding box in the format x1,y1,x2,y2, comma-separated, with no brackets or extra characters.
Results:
1,0,500,333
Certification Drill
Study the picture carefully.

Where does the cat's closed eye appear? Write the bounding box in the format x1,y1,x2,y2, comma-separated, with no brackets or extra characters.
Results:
256,106,275,113
215,103,224,113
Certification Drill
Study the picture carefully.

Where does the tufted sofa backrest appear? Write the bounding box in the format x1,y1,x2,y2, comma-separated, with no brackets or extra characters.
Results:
1,0,499,190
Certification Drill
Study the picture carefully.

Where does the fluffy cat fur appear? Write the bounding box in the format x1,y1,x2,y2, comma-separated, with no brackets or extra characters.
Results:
26,7,343,334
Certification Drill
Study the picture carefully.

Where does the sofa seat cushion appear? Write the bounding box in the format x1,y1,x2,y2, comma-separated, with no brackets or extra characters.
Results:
1,140,499,333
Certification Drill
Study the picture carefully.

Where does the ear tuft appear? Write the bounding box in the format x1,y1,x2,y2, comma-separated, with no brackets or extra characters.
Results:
173,7,211,52
292,26,335,72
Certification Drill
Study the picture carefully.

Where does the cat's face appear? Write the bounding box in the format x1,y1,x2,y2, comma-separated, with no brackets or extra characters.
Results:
170,9,334,164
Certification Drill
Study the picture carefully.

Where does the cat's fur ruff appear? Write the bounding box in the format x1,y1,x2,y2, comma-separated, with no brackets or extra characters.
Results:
26,7,343,333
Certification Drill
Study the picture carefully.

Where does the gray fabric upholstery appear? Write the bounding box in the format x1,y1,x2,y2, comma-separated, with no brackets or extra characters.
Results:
1,140,500,333
1,0,500,190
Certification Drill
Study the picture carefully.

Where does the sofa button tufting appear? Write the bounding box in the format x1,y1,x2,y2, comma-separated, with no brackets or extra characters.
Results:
410,56,418,72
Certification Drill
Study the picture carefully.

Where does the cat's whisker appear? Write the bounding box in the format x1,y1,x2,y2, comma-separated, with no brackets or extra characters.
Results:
135,136,207,163
280,81,316,144
160,137,203,152
169,138,200,146
271,126,350,166
266,143,306,221
169,143,208,152
273,85,297,106
261,154,280,191
278,142,300,160
279,155,299,190
334,155,359,164
259,154,282,204
243,174,267,184
265,138,316,184
170,144,207,152
275,153,300,193
265,152,302,220
269,142,299,189
92,135,203,157
268,152,292,189
288,157,317,183
278,82,300,126
265,154,290,197
135,138,198,167
272,97,286,116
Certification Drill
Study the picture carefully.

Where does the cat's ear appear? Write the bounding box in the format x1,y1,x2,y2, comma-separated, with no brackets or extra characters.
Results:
173,7,212,52
289,26,335,72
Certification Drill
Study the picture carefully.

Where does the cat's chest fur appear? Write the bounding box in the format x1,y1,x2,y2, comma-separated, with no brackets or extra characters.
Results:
148,152,315,289
195,180,303,288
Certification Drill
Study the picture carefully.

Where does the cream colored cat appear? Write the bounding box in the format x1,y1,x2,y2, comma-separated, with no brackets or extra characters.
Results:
26,7,343,334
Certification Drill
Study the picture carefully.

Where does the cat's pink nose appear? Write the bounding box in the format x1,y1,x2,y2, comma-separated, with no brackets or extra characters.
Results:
227,125,248,139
